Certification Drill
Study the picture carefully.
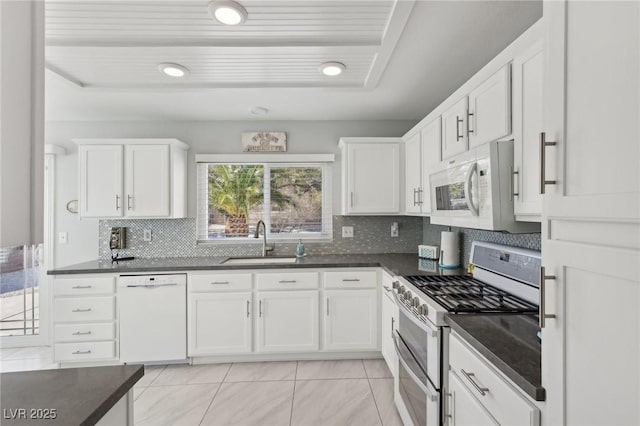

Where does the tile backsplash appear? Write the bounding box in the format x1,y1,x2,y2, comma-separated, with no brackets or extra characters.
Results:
99,216,424,260
422,218,541,268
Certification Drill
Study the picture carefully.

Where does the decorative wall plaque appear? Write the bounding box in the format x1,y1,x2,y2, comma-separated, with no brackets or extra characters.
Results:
241,132,287,152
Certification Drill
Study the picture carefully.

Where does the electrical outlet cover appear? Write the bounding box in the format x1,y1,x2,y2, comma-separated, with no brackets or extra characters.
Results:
342,226,354,238
143,229,152,242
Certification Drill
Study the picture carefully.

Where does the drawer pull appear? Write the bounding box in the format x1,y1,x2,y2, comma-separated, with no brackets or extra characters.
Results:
211,281,230,285
278,280,297,283
382,285,392,293
72,331,92,336
72,350,92,355
460,369,489,396
72,285,92,289
72,308,92,313
342,278,360,282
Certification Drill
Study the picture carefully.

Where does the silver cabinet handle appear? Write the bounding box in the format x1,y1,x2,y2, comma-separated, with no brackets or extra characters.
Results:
72,285,92,289
510,166,519,200
246,300,250,317
539,132,557,194
539,266,557,328
127,194,133,210
326,298,330,316
72,350,92,355
115,194,120,210
211,281,230,285
382,285,392,293
72,331,92,336
460,369,489,396
413,188,417,206
72,308,92,313
259,300,263,317
391,317,395,339
456,116,463,141
467,111,474,134
417,188,423,205
342,278,360,282
279,280,297,283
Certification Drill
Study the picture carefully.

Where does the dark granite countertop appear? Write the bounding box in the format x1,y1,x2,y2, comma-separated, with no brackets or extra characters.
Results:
446,314,545,401
0,365,143,426
47,253,458,277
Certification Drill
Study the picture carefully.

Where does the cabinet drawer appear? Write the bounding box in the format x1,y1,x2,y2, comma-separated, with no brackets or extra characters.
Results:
54,296,115,323
449,333,538,425
256,272,319,290
324,270,378,289
54,341,116,362
55,323,115,343
54,277,115,296
190,273,252,292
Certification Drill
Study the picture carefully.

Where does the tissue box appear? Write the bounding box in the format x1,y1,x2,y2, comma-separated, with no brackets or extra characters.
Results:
418,244,439,260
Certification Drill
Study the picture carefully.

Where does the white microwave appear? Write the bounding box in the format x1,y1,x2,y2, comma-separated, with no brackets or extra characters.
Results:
429,141,539,233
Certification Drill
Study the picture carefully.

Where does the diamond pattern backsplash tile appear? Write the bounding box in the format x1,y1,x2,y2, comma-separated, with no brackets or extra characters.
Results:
422,218,541,268
98,216,424,260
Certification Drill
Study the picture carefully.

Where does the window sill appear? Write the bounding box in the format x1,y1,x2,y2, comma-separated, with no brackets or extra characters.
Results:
196,236,333,246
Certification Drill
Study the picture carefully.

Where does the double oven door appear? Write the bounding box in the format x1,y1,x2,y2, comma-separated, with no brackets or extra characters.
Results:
392,291,444,425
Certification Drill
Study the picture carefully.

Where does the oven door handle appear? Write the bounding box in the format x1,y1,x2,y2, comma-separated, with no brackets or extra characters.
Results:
392,332,439,402
464,162,479,216
392,290,438,338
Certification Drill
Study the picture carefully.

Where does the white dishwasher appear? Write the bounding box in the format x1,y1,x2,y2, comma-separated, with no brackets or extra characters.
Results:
118,274,187,363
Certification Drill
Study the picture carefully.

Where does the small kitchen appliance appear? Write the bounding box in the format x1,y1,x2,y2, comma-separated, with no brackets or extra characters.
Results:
438,231,460,269
418,244,439,260
390,241,541,426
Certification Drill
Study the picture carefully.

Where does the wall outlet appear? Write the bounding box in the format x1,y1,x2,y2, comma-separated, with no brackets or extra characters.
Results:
143,229,152,242
58,232,68,244
391,222,399,237
342,226,354,238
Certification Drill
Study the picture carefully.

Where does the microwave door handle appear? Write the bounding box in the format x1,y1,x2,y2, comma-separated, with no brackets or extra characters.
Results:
464,162,479,216
392,332,439,402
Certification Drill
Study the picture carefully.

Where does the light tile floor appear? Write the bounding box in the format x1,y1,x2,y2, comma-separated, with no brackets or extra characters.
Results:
0,348,402,426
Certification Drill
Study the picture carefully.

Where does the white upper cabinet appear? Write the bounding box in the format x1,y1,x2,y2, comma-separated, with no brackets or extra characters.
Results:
541,2,640,425
404,133,423,214
441,97,469,160
512,43,543,221
78,145,123,218
468,65,512,149
75,139,188,219
420,117,441,216
340,138,401,215
125,145,170,217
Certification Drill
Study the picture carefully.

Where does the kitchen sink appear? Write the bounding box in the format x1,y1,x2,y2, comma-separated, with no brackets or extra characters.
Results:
222,257,298,265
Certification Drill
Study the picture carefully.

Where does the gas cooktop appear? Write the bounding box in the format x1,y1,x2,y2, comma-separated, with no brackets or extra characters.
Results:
403,274,538,314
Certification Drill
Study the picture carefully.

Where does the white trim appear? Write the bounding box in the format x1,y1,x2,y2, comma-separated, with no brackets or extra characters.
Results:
196,154,334,163
338,137,402,148
44,144,66,155
73,138,189,149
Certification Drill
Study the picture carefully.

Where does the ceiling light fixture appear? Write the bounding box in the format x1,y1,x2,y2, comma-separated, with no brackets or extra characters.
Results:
250,106,269,116
208,0,248,25
319,62,346,77
158,63,189,77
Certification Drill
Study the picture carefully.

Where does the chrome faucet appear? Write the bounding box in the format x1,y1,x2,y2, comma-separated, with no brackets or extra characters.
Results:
254,220,274,257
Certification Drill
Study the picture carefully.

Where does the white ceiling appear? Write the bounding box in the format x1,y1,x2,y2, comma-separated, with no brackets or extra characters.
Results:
45,0,542,121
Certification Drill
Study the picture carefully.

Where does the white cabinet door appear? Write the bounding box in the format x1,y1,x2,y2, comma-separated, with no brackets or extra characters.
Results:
323,289,378,351
542,2,640,425
447,370,498,426
125,144,170,217
420,117,441,215
468,65,511,149
345,142,400,214
257,291,319,353
404,133,423,214
189,292,252,355
380,288,398,378
78,145,123,218
441,97,469,160
512,43,543,220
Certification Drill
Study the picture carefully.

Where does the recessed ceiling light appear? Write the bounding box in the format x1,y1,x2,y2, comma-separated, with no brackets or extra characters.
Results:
250,106,269,116
158,63,189,78
319,62,346,77
208,0,248,25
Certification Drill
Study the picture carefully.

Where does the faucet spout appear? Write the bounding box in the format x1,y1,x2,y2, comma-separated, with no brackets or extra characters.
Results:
254,220,273,257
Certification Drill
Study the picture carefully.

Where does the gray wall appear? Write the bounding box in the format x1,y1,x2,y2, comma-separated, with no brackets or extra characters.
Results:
46,120,415,267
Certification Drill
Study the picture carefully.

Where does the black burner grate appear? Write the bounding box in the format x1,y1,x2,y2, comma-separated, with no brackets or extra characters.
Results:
403,275,538,314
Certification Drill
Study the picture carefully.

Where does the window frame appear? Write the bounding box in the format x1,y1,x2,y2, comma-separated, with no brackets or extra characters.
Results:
196,155,334,244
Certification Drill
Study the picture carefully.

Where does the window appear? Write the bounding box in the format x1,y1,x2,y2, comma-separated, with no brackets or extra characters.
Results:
197,159,332,242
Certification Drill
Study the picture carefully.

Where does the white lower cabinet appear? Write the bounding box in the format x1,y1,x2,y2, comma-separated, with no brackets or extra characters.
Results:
256,290,319,353
189,292,252,356
447,332,539,426
380,285,398,377
323,289,378,351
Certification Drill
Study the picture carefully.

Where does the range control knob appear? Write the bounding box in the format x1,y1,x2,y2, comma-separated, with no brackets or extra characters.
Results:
405,291,412,300
419,305,429,316
412,297,420,307
398,285,405,295
392,281,400,289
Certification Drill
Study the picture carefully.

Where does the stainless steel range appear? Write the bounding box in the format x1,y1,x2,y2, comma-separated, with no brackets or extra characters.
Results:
391,241,541,426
